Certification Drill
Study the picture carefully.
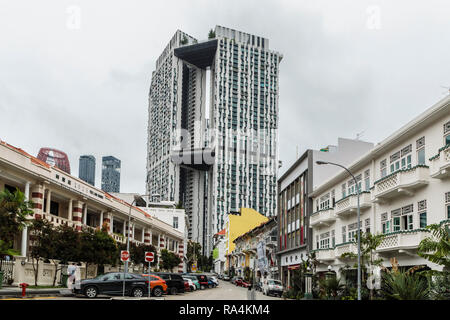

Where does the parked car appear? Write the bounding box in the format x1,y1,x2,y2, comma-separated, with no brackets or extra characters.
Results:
182,277,196,291
151,272,185,295
218,274,223,280
223,274,230,281
231,276,240,284
233,276,243,285
76,272,148,298
183,275,200,290
140,273,168,297
209,276,219,287
262,279,284,297
189,274,209,289
236,278,251,288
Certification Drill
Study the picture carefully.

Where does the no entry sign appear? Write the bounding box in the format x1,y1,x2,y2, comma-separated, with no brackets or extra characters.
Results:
120,250,130,262
145,252,154,263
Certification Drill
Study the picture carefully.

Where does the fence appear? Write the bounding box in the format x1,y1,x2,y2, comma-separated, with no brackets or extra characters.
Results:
0,257,15,285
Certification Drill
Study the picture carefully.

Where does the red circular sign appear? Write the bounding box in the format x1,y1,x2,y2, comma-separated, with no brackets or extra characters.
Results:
121,250,130,261
145,252,154,262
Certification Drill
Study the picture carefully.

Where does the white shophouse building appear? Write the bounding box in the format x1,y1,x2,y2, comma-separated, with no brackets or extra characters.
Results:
309,95,450,277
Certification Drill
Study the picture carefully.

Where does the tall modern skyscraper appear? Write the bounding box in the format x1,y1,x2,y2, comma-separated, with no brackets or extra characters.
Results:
79,155,96,186
101,156,121,193
147,26,282,254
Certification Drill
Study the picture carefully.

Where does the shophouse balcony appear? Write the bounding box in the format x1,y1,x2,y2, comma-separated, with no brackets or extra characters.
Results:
112,233,126,244
42,213,76,229
429,145,450,179
310,208,336,228
334,192,372,217
372,165,429,202
335,242,358,259
376,229,430,254
314,248,336,262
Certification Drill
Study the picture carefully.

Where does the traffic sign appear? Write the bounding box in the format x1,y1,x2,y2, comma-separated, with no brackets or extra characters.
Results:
120,250,130,262
145,251,154,263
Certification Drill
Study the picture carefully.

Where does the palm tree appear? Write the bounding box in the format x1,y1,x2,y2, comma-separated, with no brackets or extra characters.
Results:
418,223,450,269
319,276,345,300
382,269,429,300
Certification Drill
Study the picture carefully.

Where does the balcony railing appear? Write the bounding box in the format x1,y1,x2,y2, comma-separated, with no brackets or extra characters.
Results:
335,192,371,217
372,165,429,201
42,213,76,228
335,242,358,258
377,229,430,253
429,145,450,179
315,248,335,262
310,208,336,228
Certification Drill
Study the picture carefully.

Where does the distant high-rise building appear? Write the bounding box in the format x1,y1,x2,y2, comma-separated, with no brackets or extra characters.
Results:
101,156,121,192
79,155,96,186
37,148,71,174
146,26,282,254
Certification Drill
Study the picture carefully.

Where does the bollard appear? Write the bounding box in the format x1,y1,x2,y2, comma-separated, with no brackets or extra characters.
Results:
20,283,29,298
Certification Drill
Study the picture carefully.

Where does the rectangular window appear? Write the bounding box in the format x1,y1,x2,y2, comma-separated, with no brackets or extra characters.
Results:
417,148,425,165
382,221,391,234
380,159,387,178
173,217,178,229
342,226,346,243
446,192,450,219
364,170,370,191
393,217,401,231
419,212,427,228
342,184,346,198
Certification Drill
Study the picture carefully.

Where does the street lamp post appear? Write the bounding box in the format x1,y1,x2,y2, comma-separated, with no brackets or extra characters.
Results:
316,160,361,300
122,193,154,297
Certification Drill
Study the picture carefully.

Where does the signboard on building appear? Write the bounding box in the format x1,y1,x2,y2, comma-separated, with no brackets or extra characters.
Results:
257,241,267,272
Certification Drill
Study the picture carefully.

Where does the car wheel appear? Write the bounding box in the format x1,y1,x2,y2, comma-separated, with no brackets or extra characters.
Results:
131,287,144,298
170,287,178,295
152,287,163,297
84,286,98,299
200,285,205,290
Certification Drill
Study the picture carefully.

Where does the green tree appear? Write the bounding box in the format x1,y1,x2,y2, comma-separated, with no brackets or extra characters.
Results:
319,276,345,300
382,269,429,300
0,188,34,256
340,232,385,299
51,224,81,286
418,223,450,269
208,29,216,39
180,35,188,45
160,249,181,271
129,242,158,272
29,218,54,285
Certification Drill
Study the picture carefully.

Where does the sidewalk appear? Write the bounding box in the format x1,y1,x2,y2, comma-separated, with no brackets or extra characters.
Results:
0,285,70,298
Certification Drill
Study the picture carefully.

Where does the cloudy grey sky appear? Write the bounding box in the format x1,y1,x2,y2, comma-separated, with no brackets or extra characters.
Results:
1,0,449,194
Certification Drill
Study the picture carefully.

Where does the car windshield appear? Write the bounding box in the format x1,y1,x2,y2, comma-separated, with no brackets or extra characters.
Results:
268,280,281,285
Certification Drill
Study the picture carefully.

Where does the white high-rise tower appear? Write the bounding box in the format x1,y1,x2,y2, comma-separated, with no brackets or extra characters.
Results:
147,26,282,254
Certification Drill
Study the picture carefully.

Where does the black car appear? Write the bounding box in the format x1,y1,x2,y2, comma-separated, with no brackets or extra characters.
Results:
151,272,185,295
76,272,148,298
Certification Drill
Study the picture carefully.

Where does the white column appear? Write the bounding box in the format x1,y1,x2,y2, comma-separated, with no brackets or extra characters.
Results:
123,220,126,236
141,228,145,243
100,211,104,228
132,223,135,240
68,199,73,221
110,215,114,233
149,230,153,244
21,182,30,257
83,204,88,225
46,189,51,214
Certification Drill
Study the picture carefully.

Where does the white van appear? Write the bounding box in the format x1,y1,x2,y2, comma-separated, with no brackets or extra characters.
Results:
262,279,284,297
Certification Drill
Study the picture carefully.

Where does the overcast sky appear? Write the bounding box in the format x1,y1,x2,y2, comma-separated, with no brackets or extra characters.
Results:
1,0,449,194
